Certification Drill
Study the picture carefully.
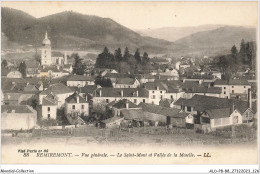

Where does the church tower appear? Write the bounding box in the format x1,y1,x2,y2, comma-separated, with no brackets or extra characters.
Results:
41,32,52,66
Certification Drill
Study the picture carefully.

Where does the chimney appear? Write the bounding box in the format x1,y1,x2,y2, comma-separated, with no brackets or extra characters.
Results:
121,90,124,97
64,53,68,64
156,86,159,90
136,90,139,97
76,95,79,103
126,100,129,109
99,90,102,97
85,95,88,102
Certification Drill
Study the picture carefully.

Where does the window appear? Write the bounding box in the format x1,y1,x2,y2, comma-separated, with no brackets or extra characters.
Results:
152,101,154,104
160,95,163,99
152,91,155,93
47,107,50,112
81,105,84,109
134,99,137,103
160,91,162,94
224,92,226,94
48,114,50,119
244,86,246,88
143,99,146,103
224,87,226,89
106,99,109,103
152,95,156,99
171,95,173,99
187,106,191,112
181,105,185,110
72,105,75,109
232,90,234,94
232,86,234,88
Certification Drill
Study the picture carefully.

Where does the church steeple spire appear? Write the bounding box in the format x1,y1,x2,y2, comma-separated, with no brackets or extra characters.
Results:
45,31,48,39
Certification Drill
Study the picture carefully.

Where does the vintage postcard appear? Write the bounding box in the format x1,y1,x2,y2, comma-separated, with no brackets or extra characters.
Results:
1,1,259,168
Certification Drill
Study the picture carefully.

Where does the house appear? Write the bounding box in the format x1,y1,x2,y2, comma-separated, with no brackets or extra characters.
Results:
174,95,251,130
39,83,74,108
103,73,130,83
169,112,194,128
65,92,89,117
67,75,95,87
159,69,179,79
1,105,37,130
144,81,168,105
93,88,149,108
25,60,41,77
113,78,140,88
42,93,58,120
134,74,155,84
100,116,124,128
214,79,251,100
182,86,222,99
139,102,181,126
121,109,146,127
63,64,73,74
41,32,67,66
107,99,140,117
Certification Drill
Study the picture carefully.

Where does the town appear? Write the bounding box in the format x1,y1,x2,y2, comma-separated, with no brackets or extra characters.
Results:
1,31,257,145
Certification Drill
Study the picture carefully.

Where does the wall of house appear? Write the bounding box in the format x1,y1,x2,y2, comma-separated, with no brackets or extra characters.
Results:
215,84,251,99
209,110,243,128
39,92,74,108
242,109,254,123
42,105,57,120
67,81,94,87
65,102,89,116
165,92,184,101
170,117,186,128
185,114,194,124
148,89,166,105
2,109,37,130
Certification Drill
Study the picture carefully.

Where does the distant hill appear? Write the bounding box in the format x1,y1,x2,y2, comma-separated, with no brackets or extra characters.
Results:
136,25,225,42
1,7,172,54
171,26,257,56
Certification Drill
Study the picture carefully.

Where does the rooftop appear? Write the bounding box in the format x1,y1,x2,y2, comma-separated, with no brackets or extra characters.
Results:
67,75,94,81
94,88,149,98
65,92,88,104
2,105,33,113
214,79,250,86
40,83,73,95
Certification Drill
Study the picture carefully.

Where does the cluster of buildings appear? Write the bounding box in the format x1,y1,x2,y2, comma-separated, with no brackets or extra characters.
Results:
1,33,257,134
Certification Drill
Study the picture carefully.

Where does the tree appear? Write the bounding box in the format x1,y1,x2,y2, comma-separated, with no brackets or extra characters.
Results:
95,47,116,69
95,76,113,87
1,59,7,67
123,47,130,62
18,61,26,78
142,52,149,65
73,53,86,75
114,48,123,62
134,49,141,62
231,45,238,55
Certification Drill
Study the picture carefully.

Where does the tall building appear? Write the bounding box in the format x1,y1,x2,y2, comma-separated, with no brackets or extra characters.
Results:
40,32,68,66
41,32,52,66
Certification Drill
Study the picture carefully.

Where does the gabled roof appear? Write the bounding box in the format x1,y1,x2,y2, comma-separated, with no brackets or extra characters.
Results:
42,93,58,106
94,88,149,98
52,52,63,57
2,105,33,113
139,103,181,117
121,109,145,121
185,86,222,94
40,83,73,95
65,92,88,104
174,95,250,113
214,79,250,86
116,78,136,85
110,99,139,109
67,75,94,82
171,112,191,118
205,108,231,119
144,81,168,91
134,74,155,79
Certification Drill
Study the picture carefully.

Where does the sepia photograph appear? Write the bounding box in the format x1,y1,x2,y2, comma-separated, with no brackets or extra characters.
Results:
0,1,259,172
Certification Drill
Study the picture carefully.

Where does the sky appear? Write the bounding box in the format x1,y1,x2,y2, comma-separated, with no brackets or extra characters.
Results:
2,1,258,30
